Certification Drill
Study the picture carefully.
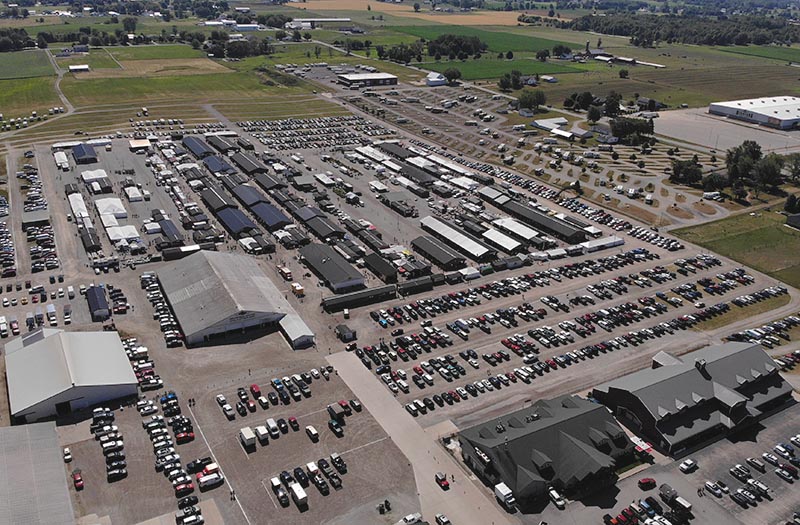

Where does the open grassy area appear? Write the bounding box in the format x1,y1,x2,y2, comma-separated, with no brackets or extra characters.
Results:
692,294,792,331
0,77,61,117
673,211,800,289
422,57,580,80
392,25,573,52
56,49,120,70
108,45,205,61
24,17,122,36
213,97,350,120
719,45,800,63
0,50,53,79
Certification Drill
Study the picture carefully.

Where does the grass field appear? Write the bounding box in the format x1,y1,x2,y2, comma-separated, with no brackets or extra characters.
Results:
213,97,350,120
56,49,120,70
0,77,61,117
719,45,800,63
422,57,580,80
25,17,122,36
108,45,206,61
393,25,574,52
0,50,53,79
691,294,791,331
673,211,800,289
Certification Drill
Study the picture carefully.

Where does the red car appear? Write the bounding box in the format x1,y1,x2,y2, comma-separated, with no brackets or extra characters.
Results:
338,400,352,415
637,477,656,490
175,482,194,497
176,432,195,444
435,472,450,490
288,416,299,431
250,384,261,397
72,469,84,490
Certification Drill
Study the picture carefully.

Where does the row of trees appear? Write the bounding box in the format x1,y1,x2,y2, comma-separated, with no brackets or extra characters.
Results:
426,34,487,58
567,13,800,47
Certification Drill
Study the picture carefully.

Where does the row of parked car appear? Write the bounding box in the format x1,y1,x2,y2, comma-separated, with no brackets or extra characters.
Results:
239,115,392,150
0,222,15,278
727,312,800,354
270,452,348,508
90,407,129,483
140,272,183,348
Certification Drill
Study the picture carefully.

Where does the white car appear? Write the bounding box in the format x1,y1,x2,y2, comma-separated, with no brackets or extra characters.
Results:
215,394,226,406
679,459,697,473
63,448,72,463
704,481,721,497
548,487,565,509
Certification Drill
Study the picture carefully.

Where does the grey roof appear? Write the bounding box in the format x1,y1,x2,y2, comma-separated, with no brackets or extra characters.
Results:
411,235,465,268
502,201,586,243
0,422,75,525
299,243,364,287
420,216,495,261
231,151,266,174
158,251,293,339
5,329,137,416
279,313,315,349
593,343,792,446
460,395,631,498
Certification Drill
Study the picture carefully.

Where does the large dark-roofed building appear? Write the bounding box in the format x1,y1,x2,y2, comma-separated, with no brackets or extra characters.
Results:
300,243,365,293
232,184,267,208
306,216,345,241
363,252,398,283
231,151,267,175
201,186,237,212
254,173,286,191
203,155,236,174
460,395,634,507
412,235,466,270
250,202,291,231
321,284,396,312
592,343,793,456
182,136,214,158
72,144,97,164
501,200,586,244
217,207,257,238
207,135,238,153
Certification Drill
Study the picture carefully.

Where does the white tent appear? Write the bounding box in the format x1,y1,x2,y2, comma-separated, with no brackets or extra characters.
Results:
99,214,119,227
81,169,108,183
95,198,127,219
106,225,139,242
142,222,161,234
67,193,89,219
124,186,143,202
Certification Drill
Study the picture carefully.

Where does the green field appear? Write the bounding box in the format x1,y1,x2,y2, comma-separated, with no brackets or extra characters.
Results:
56,49,120,70
0,77,61,117
673,210,800,289
393,25,574,52
109,45,206,61
25,17,122,36
719,45,800,63
0,50,53,79
423,57,580,80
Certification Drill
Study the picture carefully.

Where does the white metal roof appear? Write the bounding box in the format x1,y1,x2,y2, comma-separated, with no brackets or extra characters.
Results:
710,96,800,119
5,329,137,416
338,72,397,81
482,228,521,252
493,217,539,241
420,216,490,259
68,193,89,219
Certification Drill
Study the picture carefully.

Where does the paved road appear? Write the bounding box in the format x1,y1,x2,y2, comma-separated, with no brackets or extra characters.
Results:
328,351,513,525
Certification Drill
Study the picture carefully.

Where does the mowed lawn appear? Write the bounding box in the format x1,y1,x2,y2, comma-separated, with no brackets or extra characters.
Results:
108,45,205,61
423,58,580,80
0,50,53,79
719,45,800,63
56,49,120,70
393,25,573,52
0,77,61,116
673,211,800,289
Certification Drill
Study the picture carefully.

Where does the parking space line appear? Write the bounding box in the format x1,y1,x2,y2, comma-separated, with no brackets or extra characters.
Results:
260,478,279,509
337,436,387,457
189,405,253,525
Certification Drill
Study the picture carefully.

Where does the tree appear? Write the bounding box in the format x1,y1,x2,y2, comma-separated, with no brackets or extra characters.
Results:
303,32,312,41
122,17,137,33
535,49,550,61
413,2,421,11
443,67,462,84
36,34,48,48
786,153,800,183
510,70,522,90
587,105,602,123
498,75,512,91
576,91,594,110
506,50,513,59
670,159,702,185
292,30,301,42
275,30,287,40
703,173,727,192
604,90,622,117
191,38,201,49
726,140,762,185
619,68,629,79
519,89,546,111
785,194,799,213
552,44,571,56
754,153,784,189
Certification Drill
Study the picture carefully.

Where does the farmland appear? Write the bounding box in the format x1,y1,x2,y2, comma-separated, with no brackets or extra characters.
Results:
422,57,580,80
108,45,206,61
0,50,53,79
393,25,574,52
56,49,120,70
0,77,61,117
718,45,800,63
673,210,800,289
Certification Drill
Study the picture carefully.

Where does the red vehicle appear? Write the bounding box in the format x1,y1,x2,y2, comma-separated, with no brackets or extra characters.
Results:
435,472,450,490
448,390,460,402
250,384,261,397
637,478,656,490
176,432,195,444
175,482,194,497
506,372,517,383
72,469,84,490
413,366,424,376
546,359,558,370
288,416,299,431
338,400,352,415
621,508,637,523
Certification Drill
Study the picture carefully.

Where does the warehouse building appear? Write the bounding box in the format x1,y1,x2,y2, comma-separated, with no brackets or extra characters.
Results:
231,151,267,175
500,201,587,244
250,202,292,231
158,251,314,348
207,135,238,153
217,207,257,238
708,96,800,129
299,243,366,293
363,252,398,283
5,329,138,422
592,342,793,457
182,136,214,158
72,143,97,164
420,216,496,262
86,286,109,321
321,284,397,312
337,72,398,87
412,235,466,270
231,184,267,208
460,395,634,507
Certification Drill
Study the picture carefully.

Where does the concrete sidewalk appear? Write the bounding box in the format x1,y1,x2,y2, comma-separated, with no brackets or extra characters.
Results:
328,352,512,525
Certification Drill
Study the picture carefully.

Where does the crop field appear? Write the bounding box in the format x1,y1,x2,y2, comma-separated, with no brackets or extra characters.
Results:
108,45,206,61
393,25,573,52
719,45,800,63
24,17,121,36
213,97,350,120
0,77,61,117
56,49,120,70
422,57,580,80
0,50,53,79
673,211,800,289
75,58,231,78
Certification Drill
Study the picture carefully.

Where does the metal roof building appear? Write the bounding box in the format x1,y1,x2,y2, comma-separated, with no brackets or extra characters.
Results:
217,207,257,237
231,151,267,175
592,343,793,456
279,313,315,349
411,235,466,270
500,201,587,244
201,186,237,212
159,251,313,347
182,136,214,158
5,329,138,422
254,172,286,191
709,96,800,129
207,134,238,153
363,252,398,283
0,422,75,524
86,286,109,321
232,184,268,207
420,216,496,262
250,202,292,231
482,228,524,254
71,143,97,164
203,155,236,174
321,284,397,312
306,216,345,241
459,395,634,506
299,243,365,293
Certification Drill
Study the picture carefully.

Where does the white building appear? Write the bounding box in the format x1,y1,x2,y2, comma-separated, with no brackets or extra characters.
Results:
708,96,800,130
5,329,138,422
426,72,447,87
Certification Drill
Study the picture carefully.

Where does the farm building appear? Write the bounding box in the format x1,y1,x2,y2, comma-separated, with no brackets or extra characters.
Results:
86,286,110,321
412,236,466,270
460,395,634,507
5,329,138,422
158,251,313,348
68,64,90,73
426,72,447,87
321,284,397,312
709,96,800,129
299,243,365,293
499,201,587,244
337,72,398,87
363,252,398,284
182,136,214,158
592,342,793,456
420,216,496,262
72,143,97,164
231,151,267,175
250,202,291,231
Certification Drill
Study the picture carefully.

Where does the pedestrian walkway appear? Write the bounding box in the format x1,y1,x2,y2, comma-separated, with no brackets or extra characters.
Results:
328,352,512,525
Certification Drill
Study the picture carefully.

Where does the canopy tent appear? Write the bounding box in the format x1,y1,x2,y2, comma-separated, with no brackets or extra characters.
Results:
95,198,128,219
68,193,89,219
106,225,140,242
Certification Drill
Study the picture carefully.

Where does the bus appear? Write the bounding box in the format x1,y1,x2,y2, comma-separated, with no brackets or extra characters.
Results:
369,180,388,193
278,267,292,281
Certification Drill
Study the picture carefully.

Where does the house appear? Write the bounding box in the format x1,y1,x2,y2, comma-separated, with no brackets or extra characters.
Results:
520,75,538,86
637,97,667,111
425,72,447,87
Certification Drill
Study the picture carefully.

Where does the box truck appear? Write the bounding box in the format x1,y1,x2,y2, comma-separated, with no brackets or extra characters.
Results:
290,482,307,506
494,482,516,509
239,427,256,448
